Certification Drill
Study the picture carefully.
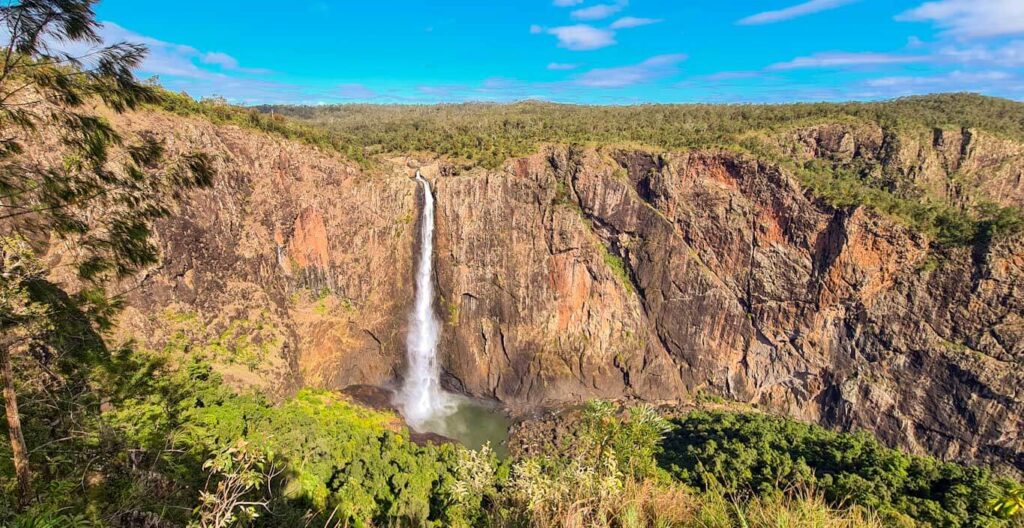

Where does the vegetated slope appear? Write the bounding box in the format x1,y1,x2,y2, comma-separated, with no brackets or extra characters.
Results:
511,403,1023,528
261,93,1024,168
19,347,1019,527
57,93,1024,474
256,93,1024,246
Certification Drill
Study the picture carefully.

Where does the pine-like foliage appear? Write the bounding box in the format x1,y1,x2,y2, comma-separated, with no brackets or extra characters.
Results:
0,0,213,512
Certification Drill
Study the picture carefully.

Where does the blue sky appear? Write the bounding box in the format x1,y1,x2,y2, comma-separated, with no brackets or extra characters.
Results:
91,0,1024,104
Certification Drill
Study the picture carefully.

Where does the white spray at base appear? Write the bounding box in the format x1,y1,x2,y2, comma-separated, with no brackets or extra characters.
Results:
398,171,458,429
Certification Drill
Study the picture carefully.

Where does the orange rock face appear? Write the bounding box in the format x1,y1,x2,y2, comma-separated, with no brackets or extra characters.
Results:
289,208,330,270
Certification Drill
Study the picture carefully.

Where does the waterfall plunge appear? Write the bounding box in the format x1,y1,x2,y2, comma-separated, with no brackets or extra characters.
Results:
398,172,456,429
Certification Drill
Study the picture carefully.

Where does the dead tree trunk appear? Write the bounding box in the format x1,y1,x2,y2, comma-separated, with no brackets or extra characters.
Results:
1,338,31,509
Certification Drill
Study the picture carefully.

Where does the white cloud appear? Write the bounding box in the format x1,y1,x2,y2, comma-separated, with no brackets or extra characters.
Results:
198,52,272,75
62,22,320,104
610,17,662,29
766,40,1024,75
530,24,544,34
545,25,617,50
574,54,686,87
738,0,858,25
547,62,579,70
572,3,626,21
937,40,1024,66
897,0,1024,38
553,0,583,6
768,52,928,70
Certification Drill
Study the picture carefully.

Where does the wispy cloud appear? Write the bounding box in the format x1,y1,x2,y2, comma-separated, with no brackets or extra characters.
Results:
70,22,320,104
547,62,579,70
199,52,272,75
859,70,1023,99
335,84,378,100
572,3,627,21
738,0,858,25
553,0,583,6
406,54,688,102
866,70,1013,88
897,0,1024,39
544,24,617,50
98,22,273,81
768,52,928,70
198,52,238,69
937,40,1024,66
574,54,686,87
696,71,763,81
610,17,662,29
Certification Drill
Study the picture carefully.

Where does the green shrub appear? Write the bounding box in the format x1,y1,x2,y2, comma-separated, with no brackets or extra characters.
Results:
162,365,469,527
658,411,1018,527
602,247,635,293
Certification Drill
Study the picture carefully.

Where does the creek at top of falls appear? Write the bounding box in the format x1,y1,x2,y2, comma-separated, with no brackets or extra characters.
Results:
396,170,510,455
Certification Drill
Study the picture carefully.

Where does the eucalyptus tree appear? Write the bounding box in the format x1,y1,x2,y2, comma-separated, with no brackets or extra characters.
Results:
0,0,212,509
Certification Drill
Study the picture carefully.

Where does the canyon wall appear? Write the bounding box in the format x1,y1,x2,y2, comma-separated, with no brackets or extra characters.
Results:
88,110,1022,470
434,144,1022,471
101,110,418,394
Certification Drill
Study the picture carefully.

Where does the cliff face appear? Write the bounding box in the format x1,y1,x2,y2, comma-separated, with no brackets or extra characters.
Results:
103,110,419,394
431,145,1022,471
85,110,1022,471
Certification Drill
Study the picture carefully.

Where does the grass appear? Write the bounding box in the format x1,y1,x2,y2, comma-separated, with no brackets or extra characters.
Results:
602,245,635,293
484,477,885,528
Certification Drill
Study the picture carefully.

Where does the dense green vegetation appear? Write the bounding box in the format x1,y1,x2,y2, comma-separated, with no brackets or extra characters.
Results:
3,340,1022,527
659,411,1020,527
0,351,468,526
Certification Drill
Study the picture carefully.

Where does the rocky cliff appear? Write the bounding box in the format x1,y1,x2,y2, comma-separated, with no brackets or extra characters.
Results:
67,108,1022,471
436,144,1022,472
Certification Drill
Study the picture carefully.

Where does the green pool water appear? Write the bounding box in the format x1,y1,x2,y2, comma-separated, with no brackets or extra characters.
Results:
416,397,512,458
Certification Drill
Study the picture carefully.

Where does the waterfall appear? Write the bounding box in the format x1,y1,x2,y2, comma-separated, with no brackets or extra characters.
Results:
398,171,455,428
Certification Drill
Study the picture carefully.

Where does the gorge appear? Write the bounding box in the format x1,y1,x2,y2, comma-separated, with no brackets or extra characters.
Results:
10,91,1024,526
45,95,1023,473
